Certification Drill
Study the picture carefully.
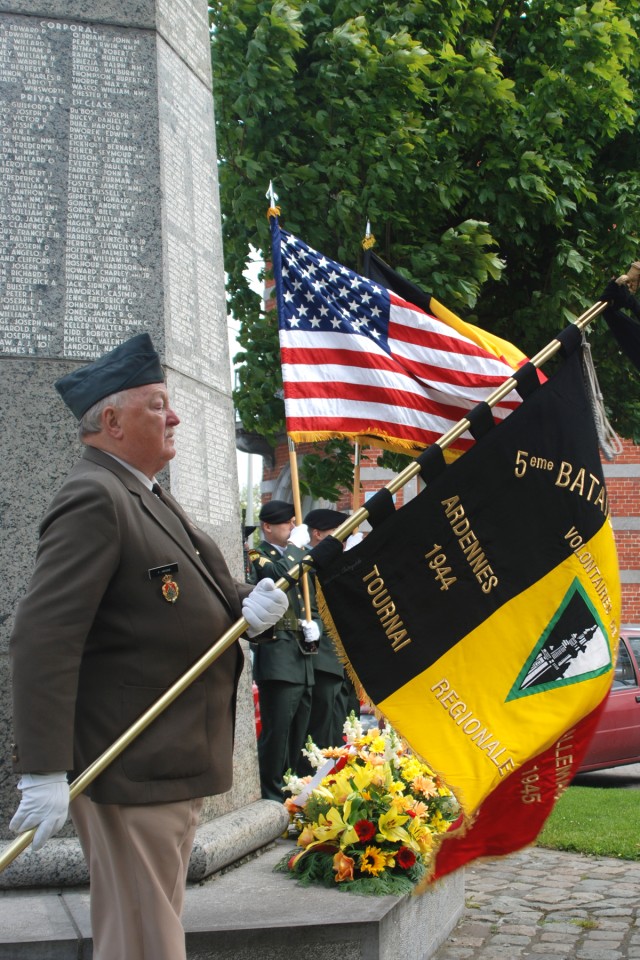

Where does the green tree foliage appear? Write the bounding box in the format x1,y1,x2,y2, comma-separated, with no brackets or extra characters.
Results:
210,0,640,497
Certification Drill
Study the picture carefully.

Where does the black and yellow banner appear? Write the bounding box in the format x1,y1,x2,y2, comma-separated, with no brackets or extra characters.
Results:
317,348,620,817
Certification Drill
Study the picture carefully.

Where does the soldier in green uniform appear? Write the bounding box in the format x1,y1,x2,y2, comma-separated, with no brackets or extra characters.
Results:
303,508,353,751
249,500,322,801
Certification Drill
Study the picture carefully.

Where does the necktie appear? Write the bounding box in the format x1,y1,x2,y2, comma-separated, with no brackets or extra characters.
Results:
151,485,234,615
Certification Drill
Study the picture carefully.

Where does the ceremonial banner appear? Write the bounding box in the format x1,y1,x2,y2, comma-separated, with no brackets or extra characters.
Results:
315,347,620,829
271,218,525,454
432,700,607,878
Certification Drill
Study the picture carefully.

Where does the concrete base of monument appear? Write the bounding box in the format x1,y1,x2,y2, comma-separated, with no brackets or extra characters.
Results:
0,798,290,890
0,839,464,960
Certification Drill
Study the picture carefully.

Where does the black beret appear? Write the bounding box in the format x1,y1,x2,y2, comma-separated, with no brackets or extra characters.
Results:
55,333,164,419
304,508,350,531
259,499,295,523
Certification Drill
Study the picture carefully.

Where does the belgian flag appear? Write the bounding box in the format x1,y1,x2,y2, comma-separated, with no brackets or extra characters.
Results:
316,345,620,849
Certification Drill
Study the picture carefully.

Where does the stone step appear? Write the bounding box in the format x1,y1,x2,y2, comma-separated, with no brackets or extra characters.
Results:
0,840,464,960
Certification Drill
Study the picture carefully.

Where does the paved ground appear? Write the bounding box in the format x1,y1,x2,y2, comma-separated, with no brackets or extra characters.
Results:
431,846,640,960
431,764,640,960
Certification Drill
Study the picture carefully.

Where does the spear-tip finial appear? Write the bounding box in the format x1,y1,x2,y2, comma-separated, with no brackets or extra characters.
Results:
266,180,281,219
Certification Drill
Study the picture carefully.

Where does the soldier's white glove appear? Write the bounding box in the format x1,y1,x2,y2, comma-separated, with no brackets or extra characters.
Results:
299,619,320,644
345,532,364,550
288,524,310,548
10,772,69,852
242,578,289,637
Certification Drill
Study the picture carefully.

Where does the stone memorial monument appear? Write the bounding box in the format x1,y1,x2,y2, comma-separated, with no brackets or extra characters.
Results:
0,0,288,887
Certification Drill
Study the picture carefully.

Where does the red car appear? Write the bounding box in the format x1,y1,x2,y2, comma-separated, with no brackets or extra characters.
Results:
577,627,640,772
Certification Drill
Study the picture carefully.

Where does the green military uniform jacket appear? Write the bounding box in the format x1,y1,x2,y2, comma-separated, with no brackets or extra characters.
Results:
250,540,321,687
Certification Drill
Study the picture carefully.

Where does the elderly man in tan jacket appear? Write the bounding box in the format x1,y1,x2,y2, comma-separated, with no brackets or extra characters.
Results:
9,333,288,960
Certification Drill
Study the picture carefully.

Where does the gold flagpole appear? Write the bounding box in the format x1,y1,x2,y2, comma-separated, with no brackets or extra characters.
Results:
0,616,247,872
288,436,313,622
0,270,616,873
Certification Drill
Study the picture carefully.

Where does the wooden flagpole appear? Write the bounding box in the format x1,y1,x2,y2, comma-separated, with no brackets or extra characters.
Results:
0,263,617,874
352,442,361,513
288,436,312,622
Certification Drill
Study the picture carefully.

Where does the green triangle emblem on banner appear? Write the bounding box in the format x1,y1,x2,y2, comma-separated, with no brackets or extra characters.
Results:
506,579,612,702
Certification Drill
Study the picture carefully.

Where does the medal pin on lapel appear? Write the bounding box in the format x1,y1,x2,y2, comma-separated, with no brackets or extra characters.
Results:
161,573,179,603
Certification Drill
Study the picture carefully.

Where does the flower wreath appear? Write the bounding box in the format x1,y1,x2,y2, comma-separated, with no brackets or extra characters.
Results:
276,715,461,895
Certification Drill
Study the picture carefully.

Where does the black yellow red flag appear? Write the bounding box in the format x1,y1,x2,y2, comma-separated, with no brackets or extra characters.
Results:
316,346,620,838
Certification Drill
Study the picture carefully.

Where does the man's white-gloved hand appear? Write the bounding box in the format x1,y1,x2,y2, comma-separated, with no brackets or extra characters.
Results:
345,532,364,550
242,578,289,637
10,772,69,852
288,523,310,548
299,619,320,644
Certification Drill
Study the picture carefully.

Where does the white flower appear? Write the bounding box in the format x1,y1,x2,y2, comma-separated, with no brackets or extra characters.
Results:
343,712,364,744
282,772,308,795
301,737,326,770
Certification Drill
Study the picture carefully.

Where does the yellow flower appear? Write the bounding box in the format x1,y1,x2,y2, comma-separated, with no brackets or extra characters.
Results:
408,818,434,854
359,845,386,876
370,768,388,788
391,793,411,812
430,810,448,833
388,779,405,796
369,735,387,754
314,806,359,846
377,807,411,844
398,756,423,781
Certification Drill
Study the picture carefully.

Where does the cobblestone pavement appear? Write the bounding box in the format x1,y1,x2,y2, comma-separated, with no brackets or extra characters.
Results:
432,847,640,960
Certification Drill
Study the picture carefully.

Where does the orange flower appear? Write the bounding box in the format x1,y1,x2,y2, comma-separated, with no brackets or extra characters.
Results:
284,797,301,815
323,746,349,759
333,850,355,882
411,774,438,797
297,825,316,847
407,799,428,818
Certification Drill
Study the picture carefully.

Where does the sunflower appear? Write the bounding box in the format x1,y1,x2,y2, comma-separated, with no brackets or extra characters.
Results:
359,845,386,876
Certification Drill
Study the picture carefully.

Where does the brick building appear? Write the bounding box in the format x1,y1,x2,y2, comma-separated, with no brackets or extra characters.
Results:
604,437,640,624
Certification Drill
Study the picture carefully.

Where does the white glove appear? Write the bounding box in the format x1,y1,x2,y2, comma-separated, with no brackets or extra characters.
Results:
288,523,310,548
299,619,320,644
345,532,364,550
10,772,69,852
242,578,289,637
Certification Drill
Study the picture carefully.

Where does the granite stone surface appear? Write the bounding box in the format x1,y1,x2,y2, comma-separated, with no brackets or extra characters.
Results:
0,0,272,886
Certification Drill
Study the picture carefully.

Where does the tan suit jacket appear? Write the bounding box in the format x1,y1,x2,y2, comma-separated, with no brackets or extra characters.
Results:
10,447,251,804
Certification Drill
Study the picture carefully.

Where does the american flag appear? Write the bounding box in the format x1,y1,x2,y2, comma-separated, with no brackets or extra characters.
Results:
271,219,523,454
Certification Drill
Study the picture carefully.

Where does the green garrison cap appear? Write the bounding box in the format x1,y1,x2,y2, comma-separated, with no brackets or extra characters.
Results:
55,333,164,419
